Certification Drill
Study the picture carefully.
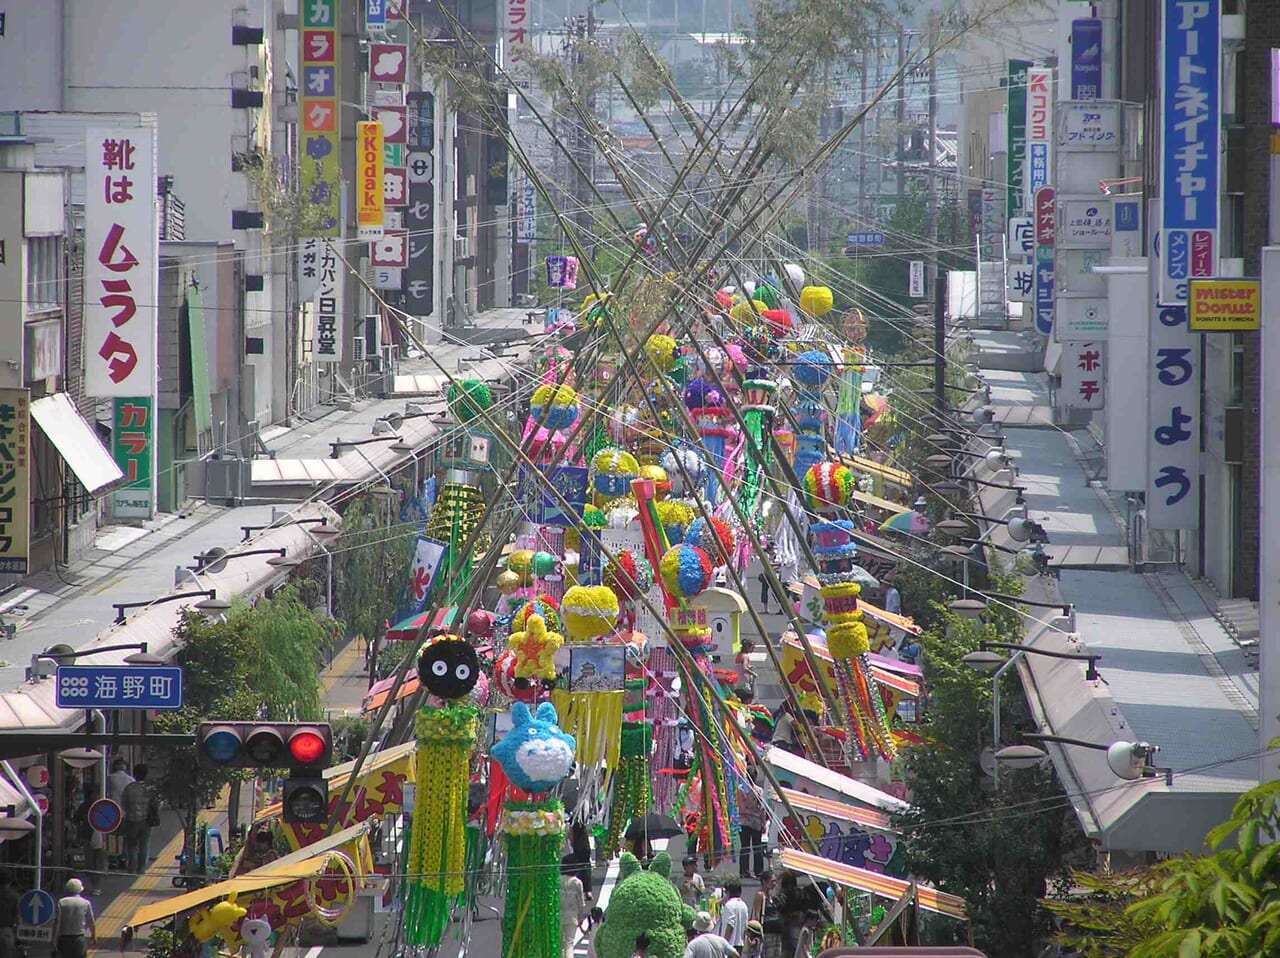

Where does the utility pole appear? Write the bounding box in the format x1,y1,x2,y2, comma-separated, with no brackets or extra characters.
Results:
895,26,906,201
925,13,939,291
568,12,596,244
858,45,869,223
933,275,947,415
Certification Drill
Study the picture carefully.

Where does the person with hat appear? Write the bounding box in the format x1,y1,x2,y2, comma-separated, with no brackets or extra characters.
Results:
682,912,738,958
741,921,764,958
53,879,95,958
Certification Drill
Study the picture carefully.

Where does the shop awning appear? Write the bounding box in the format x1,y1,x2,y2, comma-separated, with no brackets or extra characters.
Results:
860,602,922,636
778,848,967,920
850,489,910,514
777,787,895,833
838,454,912,489
385,605,458,642
766,746,912,814
29,393,123,494
126,821,372,929
363,674,420,712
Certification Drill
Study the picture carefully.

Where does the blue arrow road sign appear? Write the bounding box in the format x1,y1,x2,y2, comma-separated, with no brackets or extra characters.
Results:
19,889,55,927
55,665,183,710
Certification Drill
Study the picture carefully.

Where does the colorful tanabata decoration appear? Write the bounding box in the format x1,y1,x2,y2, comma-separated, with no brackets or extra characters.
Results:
492,701,577,794
560,584,620,641
595,853,689,958
416,636,480,701
507,613,564,687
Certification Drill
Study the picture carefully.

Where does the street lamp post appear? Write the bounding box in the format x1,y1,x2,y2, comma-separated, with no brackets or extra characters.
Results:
996,733,1172,787
112,590,232,625
963,641,1102,786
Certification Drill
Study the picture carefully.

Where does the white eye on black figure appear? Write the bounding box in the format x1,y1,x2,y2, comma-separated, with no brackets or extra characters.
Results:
432,660,449,676
455,663,472,682
418,639,481,699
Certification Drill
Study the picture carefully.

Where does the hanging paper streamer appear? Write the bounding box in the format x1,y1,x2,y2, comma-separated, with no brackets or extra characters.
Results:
404,703,477,946
604,720,652,858
739,378,777,537
501,797,566,958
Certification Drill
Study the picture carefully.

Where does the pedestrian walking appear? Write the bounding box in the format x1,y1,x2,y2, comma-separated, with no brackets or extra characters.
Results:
684,912,738,958
737,785,767,879
53,879,95,958
0,870,19,958
752,871,784,958
883,584,901,615
560,858,586,958
757,573,770,612
741,921,764,958
120,764,158,874
717,879,750,947
677,856,705,908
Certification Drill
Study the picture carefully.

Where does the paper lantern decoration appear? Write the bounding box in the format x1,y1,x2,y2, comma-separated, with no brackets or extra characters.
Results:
685,516,735,565
804,462,855,514
531,551,559,578
561,585,621,641
465,609,495,638
658,544,714,599
591,447,641,499
493,702,577,794
529,383,580,432
794,349,833,388
799,285,834,317
446,379,493,424
511,595,563,634
496,569,522,595
507,613,564,684
603,549,655,600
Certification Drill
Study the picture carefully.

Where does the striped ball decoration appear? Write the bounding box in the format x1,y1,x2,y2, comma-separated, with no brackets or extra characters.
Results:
511,595,563,634
799,285,834,318
591,446,641,499
658,543,714,599
603,549,654,599
446,379,493,423
659,444,706,496
804,462,855,514
685,516,735,566
793,350,833,388
529,383,580,432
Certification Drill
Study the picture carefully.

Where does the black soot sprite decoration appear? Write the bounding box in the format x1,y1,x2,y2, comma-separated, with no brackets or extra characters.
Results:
417,637,480,700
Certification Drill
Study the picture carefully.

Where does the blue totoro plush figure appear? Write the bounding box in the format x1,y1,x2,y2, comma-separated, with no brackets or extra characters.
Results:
492,701,577,793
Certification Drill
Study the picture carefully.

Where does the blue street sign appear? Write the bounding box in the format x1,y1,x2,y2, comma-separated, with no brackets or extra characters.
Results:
1070,19,1102,100
846,231,886,247
19,890,55,927
55,665,183,710
366,0,387,30
88,798,123,834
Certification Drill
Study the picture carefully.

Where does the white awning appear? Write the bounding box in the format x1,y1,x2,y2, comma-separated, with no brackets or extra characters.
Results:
29,393,124,494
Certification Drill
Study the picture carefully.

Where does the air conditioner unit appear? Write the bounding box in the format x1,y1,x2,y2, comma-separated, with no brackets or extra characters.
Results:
352,337,366,362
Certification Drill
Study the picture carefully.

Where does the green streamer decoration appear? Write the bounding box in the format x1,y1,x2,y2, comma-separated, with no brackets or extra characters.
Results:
605,721,653,857
501,797,566,958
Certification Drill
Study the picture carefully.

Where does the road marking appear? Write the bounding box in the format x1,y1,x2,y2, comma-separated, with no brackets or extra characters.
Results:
303,946,325,958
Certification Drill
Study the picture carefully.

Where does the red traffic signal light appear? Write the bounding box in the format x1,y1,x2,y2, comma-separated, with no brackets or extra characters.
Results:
196,722,333,769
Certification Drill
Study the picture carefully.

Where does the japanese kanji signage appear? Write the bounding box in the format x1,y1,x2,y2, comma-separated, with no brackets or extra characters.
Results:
1057,197,1113,248
908,260,925,298
1188,278,1261,332
506,0,530,66
1025,68,1053,202
85,127,157,398
1147,206,1200,530
0,389,30,575
1057,101,1120,150
357,121,385,239
300,0,340,236
1060,342,1105,410
312,240,343,364
1034,187,1055,336
1070,18,1102,99
1007,263,1033,303
514,169,536,245
1056,299,1109,340
111,397,152,519
1159,0,1219,307
404,91,435,316
1006,60,1031,217
56,665,183,710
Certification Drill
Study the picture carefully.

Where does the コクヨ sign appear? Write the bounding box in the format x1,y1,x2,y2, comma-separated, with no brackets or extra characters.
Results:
1187,279,1260,332
55,665,184,710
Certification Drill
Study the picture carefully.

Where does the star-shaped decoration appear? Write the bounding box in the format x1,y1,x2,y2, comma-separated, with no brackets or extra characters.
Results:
507,613,563,681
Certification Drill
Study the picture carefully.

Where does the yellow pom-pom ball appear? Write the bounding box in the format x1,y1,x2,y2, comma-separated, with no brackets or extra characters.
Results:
729,300,768,327
827,620,870,659
800,285,834,318
508,549,535,584
638,463,670,499
561,585,620,641
645,334,678,374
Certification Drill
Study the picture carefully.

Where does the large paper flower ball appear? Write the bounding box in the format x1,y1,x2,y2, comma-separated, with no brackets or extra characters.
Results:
804,462,855,514
659,445,705,497
511,595,562,634
529,383,580,432
508,549,535,584
686,516,735,565
729,299,767,328
658,543,714,599
604,549,655,600
753,282,780,309
607,403,643,444
561,584,621,640
799,285,834,318
531,551,560,578
645,334,678,374
591,447,641,499
446,379,493,423
794,349,833,388
655,499,696,543
827,619,870,659
496,569,522,596
683,376,723,411
761,308,793,337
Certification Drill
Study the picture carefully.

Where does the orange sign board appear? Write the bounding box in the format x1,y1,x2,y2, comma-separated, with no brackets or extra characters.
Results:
356,121,385,238
1188,278,1261,331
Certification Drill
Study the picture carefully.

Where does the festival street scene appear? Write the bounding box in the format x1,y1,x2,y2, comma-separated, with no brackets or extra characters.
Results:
0,1,1276,957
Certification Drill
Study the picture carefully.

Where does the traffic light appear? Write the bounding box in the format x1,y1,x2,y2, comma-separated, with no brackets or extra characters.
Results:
196,722,333,769
196,722,333,825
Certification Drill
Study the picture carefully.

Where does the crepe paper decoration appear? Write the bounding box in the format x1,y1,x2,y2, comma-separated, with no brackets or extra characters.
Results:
500,796,566,958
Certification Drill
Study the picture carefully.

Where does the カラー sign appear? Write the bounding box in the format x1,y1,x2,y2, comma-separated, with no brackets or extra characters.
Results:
0,389,30,575
300,0,340,236
1188,279,1261,331
112,397,153,518
1159,0,1219,306
85,127,157,398
357,121,385,239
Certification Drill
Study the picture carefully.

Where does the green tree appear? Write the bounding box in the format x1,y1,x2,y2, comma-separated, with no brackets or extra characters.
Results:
1042,770,1280,958
334,494,415,645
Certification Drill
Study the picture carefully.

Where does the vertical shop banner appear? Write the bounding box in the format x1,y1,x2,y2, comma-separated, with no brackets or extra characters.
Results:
1006,60,1031,218
1147,207,1200,530
85,126,157,399
300,0,340,236
1158,0,1219,307
1070,19,1102,99
1034,187,1055,336
357,121,385,239
506,0,530,68
112,397,153,519
1060,342,1106,409
298,236,322,302
0,389,30,575
312,241,343,363
1025,68,1053,203
908,260,925,298
404,91,435,317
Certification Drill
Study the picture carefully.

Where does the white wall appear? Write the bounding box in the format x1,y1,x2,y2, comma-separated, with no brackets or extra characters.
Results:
0,1,65,112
